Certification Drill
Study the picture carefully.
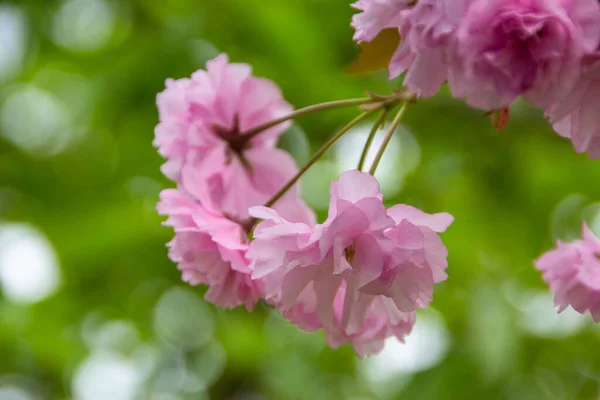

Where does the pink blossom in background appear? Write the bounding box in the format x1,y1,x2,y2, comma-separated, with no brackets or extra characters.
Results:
390,0,466,97
351,0,465,98
157,188,263,311
247,170,453,356
351,0,408,43
351,0,600,110
546,54,600,158
154,53,304,219
449,0,600,110
535,224,600,322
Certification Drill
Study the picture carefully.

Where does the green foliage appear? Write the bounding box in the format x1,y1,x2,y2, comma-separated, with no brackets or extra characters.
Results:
1,0,600,399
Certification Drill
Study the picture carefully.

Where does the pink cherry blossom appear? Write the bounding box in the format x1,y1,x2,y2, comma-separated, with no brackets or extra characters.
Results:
286,281,417,357
185,144,316,222
535,224,600,322
546,54,600,158
154,53,298,219
157,158,315,310
247,170,453,356
351,0,408,43
352,0,465,98
157,151,315,310
449,0,600,110
157,188,262,311
389,0,467,97
351,0,600,109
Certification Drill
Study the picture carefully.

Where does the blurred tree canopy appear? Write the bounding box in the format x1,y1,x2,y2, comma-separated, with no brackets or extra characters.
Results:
1,0,600,399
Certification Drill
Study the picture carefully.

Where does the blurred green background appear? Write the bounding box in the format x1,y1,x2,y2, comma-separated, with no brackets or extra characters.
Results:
1,0,600,399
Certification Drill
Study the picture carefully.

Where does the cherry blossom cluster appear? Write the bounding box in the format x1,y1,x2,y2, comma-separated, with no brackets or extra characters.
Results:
155,54,315,311
352,0,600,157
155,54,452,356
154,0,600,357
248,171,452,355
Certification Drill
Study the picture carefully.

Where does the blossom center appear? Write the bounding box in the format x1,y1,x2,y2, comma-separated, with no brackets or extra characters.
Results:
213,115,250,155
344,243,356,264
213,115,254,168
222,212,253,242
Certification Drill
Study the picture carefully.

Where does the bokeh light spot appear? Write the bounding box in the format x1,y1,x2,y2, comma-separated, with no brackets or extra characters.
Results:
154,287,215,350
360,311,450,382
0,5,27,83
187,341,227,391
0,386,33,400
73,351,142,400
90,320,141,355
518,290,587,338
150,395,183,400
52,0,115,52
335,122,420,197
1,86,74,157
0,223,61,304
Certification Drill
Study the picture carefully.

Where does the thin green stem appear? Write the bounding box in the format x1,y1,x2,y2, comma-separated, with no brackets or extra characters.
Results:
264,108,379,209
231,97,378,150
357,108,390,171
368,102,410,176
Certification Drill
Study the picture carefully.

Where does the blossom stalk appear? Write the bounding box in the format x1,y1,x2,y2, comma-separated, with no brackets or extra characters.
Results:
368,102,410,175
232,91,415,150
357,108,390,171
263,108,380,209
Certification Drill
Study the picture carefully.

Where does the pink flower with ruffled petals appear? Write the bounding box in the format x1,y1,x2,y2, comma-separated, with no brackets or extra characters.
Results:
535,224,600,322
390,0,467,97
546,54,600,158
247,170,453,356
285,281,416,357
157,188,262,311
157,161,315,310
189,145,315,222
352,0,465,98
386,204,453,284
328,288,416,357
154,53,298,219
449,0,600,110
351,0,408,43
